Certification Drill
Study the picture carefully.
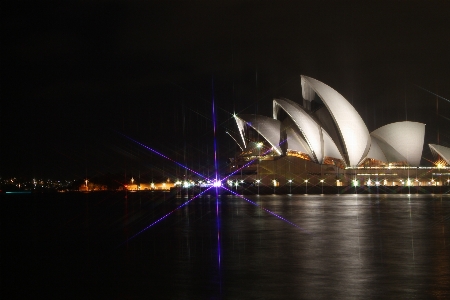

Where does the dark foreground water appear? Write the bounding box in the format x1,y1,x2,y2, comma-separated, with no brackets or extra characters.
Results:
2,192,449,299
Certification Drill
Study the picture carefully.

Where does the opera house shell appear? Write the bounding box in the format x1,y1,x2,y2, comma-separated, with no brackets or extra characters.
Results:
230,75,426,168
429,144,450,165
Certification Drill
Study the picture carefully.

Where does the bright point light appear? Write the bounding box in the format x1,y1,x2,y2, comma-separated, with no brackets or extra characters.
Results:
288,179,292,183
257,142,263,148
213,180,221,187
304,180,308,183
320,179,324,183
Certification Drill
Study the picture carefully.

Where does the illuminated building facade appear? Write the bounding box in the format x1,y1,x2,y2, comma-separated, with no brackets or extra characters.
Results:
227,76,450,188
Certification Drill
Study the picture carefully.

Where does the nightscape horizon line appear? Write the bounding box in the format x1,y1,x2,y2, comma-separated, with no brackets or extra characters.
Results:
119,186,214,246
222,186,314,235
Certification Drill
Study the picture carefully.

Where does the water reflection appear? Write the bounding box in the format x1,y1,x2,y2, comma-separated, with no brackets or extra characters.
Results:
3,193,449,298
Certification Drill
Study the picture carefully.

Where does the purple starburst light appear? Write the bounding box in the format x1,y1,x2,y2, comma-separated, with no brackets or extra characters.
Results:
212,79,220,192
118,84,305,249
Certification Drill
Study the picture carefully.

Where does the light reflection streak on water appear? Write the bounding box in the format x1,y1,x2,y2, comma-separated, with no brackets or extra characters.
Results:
408,195,415,263
222,186,314,235
216,193,222,293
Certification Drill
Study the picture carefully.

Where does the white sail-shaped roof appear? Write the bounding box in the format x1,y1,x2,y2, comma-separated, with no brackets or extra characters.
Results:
371,121,425,166
234,115,247,148
301,76,316,101
273,98,323,163
285,127,311,156
429,144,450,165
301,75,370,166
234,114,282,155
365,136,388,163
322,129,344,161
370,134,407,163
226,130,245,151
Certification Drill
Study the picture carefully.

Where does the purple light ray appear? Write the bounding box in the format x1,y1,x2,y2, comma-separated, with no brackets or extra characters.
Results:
120,133,208,180
119,186,214,246
212,78,219,184
212,79,222,293
216,195,222,287
221,186,313,235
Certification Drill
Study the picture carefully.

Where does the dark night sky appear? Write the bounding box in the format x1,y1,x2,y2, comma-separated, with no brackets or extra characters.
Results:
2,0,450,180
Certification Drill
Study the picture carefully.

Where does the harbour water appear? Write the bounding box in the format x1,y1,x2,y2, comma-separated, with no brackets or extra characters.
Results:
2,192,449,299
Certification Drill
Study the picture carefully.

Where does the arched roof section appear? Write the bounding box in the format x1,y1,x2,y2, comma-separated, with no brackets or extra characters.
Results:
365,136,388,163
301,75,370,166
234,115,247,148
322,129,345,162
273,98,323,163
226,130,244,151
234,114,282,155
370,135,406,163
285,127,311,155
301,76,316,101
429,144,450,165
371,121,425,166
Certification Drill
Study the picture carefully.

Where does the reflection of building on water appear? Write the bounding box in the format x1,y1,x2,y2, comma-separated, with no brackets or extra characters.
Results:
226,75,450,187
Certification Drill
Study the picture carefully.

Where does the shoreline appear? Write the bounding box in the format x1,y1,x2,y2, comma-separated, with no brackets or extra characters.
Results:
4,186,449,195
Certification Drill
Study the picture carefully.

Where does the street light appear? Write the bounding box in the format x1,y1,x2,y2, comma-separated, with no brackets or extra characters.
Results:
304,179,308,194
320,179,324,194
288,179,292,194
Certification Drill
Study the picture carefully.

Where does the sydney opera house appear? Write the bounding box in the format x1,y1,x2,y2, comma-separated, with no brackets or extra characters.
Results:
226,76,450,189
